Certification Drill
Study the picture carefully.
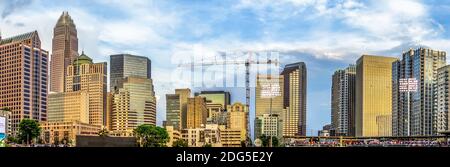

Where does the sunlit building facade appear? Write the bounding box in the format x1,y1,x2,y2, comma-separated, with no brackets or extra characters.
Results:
356,55,397,137
0,31,48,136
331,65,356,136
186,96,208,129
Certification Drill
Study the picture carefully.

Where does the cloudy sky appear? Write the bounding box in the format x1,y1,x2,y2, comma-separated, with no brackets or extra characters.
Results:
1,0,450,135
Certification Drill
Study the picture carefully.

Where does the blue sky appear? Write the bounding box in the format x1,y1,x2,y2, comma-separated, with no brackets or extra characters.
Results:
2,0,450,135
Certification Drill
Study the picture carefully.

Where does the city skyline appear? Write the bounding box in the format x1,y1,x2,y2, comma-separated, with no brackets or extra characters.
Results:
2,0,450,135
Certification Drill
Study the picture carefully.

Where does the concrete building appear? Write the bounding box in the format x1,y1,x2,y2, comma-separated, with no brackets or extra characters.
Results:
392,48,446,136
281,62,307,137
255,75,284,139
166,94,181,130
110,54,151,92
356,55,398,137
220,127,242,147
41,121,101,145
0,31,49,136
50,11,78,93
437,65,450,133
227,102,249,142
165,125,181,147
111,77,156,136
331,65,356,136
181,124,221,147
176,89,191,129
258,114,280,138
186,96,208,129
66,52,107,126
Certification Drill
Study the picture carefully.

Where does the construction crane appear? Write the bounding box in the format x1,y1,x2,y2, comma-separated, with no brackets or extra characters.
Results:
176,52,280,107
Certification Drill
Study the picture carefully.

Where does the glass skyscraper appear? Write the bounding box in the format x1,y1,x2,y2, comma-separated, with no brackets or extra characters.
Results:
392,48,446,136
110,54,151,92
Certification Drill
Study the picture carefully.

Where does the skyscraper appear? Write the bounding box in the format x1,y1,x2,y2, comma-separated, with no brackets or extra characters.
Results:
255,74,284,138
0,31,49,135
195,91,231,108
111,77,156,136
356,55,397,137
331,65,356,136
176,88,191,129
437,65,450,133
110,54,151,92
186,96,207,129
227,102,249,141
166,94,181,130
392,48,446,136
281,62,307,137
66,52,107,126
50,11,78,93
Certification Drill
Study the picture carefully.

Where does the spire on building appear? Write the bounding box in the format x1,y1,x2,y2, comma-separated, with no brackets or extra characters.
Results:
56,11,76,27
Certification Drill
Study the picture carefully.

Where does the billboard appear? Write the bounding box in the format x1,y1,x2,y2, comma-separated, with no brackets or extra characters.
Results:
0,116,5,133
0,116,5,140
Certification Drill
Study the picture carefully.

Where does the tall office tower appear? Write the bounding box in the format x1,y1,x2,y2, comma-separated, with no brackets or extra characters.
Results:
166,94,181,130
255,74,284,138
176,88,191,129
227,102,249,141
186,96,208,129
0,31,49,135
106,92,113,130
110,54,151,92
195,91,231,108
66,52,107,126
356,55,397,137
281,62,307,137
436,65,450,133
111,77,156,136
50,11,78,93
392,48,446,136
331,65,356,136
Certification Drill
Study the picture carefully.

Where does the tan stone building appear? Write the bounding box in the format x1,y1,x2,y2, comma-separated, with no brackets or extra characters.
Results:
227,102,249,142
175,89,191,129
65,52,107,126
220,127,242,147
50,11,78,93
165,125,181,147
181,124,221,147
186,96,207,129
40,121,101,146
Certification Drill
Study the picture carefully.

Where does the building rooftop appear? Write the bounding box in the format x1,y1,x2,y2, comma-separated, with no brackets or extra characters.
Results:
0,31,37,45
73,51,93,65
56,11,76,27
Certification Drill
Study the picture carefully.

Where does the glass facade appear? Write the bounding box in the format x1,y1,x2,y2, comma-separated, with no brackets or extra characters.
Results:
110,54,151,92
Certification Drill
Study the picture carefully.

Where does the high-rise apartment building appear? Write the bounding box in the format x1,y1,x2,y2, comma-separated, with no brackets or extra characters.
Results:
66,52,107,126
227,102,249,141
392,48,446,136
436,65,450,133
110,54,151,92
356,55,397,137
50,11,78,93
111,77,156,136
0,31,49,135
331,65,356,136
186,96,208,129
281,62,307,136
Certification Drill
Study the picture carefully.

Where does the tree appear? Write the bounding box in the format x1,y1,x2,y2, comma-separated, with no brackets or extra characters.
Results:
18,119,41,145
172,139,188,147
258,135,279,147
134,125,169,147
98,128,109,137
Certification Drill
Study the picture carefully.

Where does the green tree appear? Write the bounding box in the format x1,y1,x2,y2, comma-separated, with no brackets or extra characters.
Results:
18,119,41,145
258,135,279,147
134,125,169,147
172,139,188,147
98,128,109,137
